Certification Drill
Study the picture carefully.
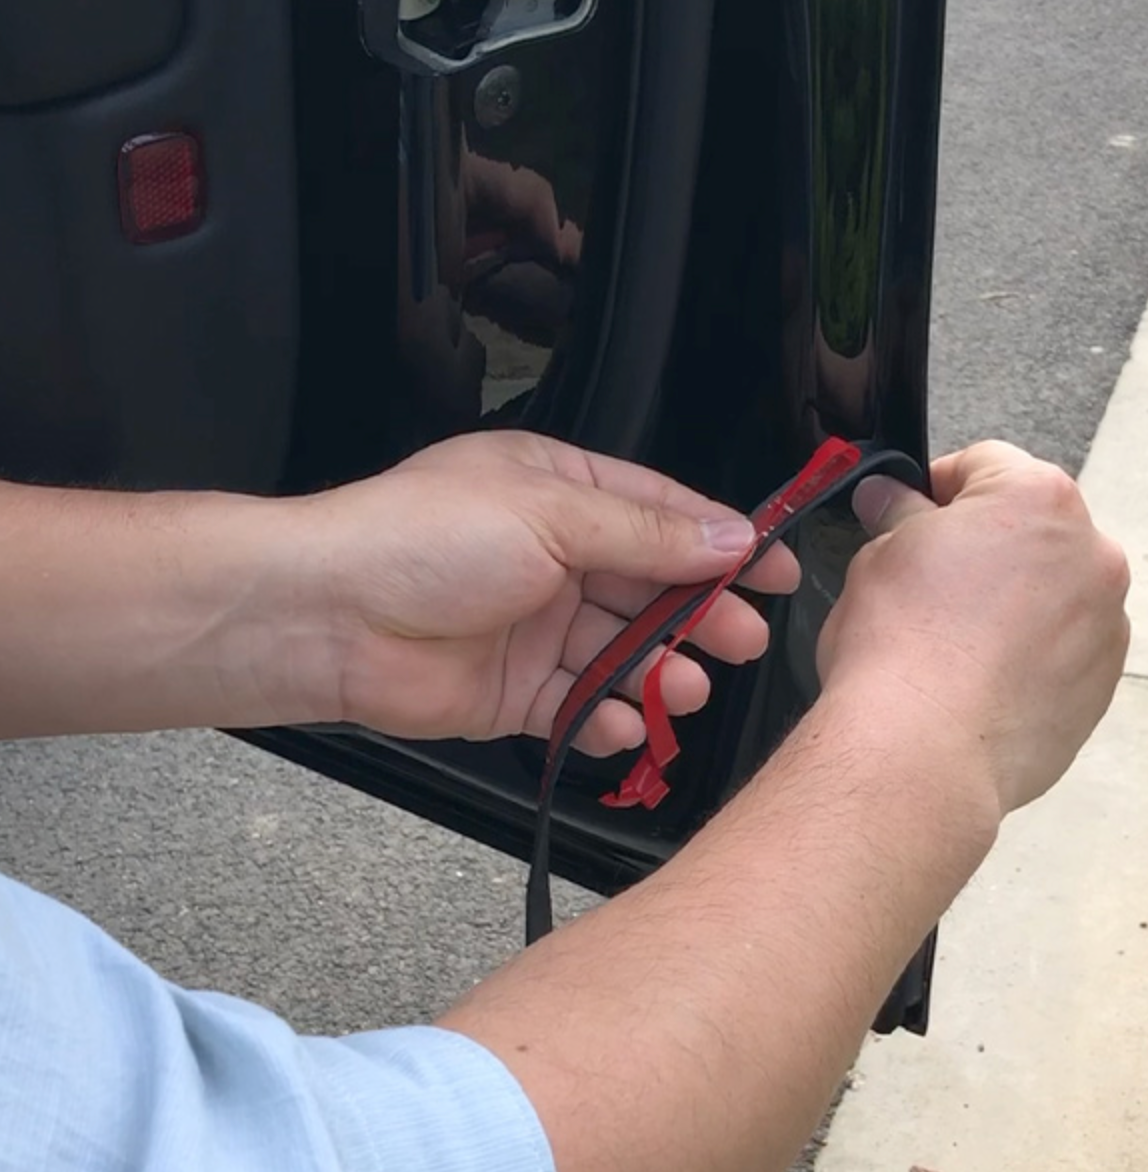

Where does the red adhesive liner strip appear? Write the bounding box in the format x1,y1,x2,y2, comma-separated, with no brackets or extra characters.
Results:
525,437,895,944
602,438,863,808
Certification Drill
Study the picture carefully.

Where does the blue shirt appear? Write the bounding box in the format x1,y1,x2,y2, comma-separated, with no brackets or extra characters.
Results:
0,872,555,1172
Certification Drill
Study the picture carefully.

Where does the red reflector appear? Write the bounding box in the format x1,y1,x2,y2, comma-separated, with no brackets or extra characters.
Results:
117,132,205,245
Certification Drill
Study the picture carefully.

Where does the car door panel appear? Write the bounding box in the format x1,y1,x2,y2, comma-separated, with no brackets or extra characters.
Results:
0,0,297,490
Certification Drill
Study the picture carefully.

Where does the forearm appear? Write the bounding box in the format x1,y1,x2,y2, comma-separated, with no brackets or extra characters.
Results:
439,686,999,1172
0,481,335,738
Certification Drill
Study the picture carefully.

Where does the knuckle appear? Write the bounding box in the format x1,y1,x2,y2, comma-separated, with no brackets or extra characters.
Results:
836,541,881,602
651,481,679,516
960,439,1029,480
850,535,887,576
629,502,676,550
1020,462,1081,514
1097,536,1132,599
966,438,1024,464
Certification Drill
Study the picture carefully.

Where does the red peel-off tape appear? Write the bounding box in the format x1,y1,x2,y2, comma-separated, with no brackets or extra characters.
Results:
598,438,862,809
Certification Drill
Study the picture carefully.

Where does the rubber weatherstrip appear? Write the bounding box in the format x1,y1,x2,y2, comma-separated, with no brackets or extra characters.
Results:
525,438,926,944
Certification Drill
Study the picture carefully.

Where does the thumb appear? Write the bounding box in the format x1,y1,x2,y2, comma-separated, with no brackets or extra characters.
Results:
852,475,936,536
546,482,757,583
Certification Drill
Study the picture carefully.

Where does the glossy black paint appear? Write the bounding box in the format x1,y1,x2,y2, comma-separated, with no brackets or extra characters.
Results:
259,0,948,887
261,0,949,1035
0,0,948,1032
277,0,946,1036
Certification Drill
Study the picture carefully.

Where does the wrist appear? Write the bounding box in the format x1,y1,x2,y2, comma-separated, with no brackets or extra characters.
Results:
181,491,348,730
0,481,347,737
697,676,1002,918
805,677,1004,860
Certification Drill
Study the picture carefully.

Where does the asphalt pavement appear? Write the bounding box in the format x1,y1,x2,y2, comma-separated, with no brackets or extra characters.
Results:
3,1,1148,1166
929,0,1148,472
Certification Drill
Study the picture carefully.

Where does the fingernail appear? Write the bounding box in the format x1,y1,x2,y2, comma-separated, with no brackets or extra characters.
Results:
852,476,895,534
701,518,756,553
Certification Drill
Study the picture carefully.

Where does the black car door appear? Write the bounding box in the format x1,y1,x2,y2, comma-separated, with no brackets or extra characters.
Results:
0,0,947,1032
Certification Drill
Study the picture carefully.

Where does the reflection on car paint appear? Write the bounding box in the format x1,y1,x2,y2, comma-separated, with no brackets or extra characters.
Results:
396,32,595,436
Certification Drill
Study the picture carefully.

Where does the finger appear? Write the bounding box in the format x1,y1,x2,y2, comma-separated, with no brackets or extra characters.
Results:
560,603,715,711
555,219,584,266
580,580,771,664
522,668,646,757
531,478,757,585
584,539,800,602
732,542,802,594
571,698,646,757
929,440,1037,505
537,434,814,555
852,475,937,536
467,158,565,259
566,445,753,525
616,647,712,714
522,432,752,526
522,434,802,584
556,446,800,589
559,600,712,698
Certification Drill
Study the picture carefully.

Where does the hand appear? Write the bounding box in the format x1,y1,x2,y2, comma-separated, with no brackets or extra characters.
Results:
462,151,583,270
817,441,1131,816
461,151,583,345
291,432,800,755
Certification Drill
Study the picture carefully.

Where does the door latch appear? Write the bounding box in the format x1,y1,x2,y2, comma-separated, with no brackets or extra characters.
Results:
360,0,596,75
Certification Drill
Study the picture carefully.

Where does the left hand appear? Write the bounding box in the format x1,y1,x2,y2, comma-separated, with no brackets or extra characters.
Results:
289,432,800,755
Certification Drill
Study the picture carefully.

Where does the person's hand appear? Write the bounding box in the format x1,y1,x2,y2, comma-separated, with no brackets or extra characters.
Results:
817,441,1131,816
460,151,583,345
291,432,799,754
462,151,583,271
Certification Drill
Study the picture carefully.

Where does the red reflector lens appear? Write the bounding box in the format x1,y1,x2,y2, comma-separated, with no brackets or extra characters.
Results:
117,132,205,245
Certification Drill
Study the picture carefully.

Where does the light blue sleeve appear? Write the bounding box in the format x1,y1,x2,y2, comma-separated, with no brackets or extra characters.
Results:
0,873,555,1172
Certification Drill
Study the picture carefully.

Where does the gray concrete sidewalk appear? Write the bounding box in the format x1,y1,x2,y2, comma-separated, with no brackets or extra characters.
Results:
818,305,1148,1171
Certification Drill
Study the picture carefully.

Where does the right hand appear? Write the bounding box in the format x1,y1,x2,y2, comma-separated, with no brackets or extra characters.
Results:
817,441,1131,817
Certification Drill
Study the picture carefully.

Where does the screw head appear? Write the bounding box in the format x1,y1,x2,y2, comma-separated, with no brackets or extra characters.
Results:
474,65,522,130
